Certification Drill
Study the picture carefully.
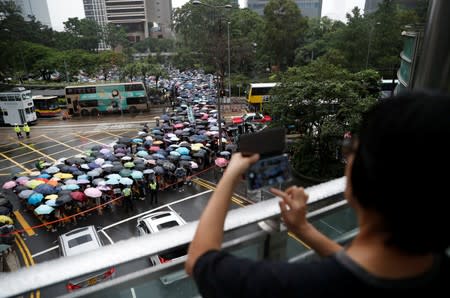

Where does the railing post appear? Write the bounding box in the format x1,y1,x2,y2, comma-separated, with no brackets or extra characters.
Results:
260,218,287,261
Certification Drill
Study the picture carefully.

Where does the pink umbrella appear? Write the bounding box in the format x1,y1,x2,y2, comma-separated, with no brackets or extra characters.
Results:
150,146,160,152
97,185,111,191
2,181,17,189
173,123,184,129
215,158,229,168
190,161,199,169
84,187,102,198
16,177,30,185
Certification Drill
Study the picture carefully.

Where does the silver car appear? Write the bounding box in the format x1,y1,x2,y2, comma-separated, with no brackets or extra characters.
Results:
58,225,115,292
136,211,188,284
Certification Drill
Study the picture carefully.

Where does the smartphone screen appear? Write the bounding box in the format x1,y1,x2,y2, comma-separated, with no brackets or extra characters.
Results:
246,154,291,191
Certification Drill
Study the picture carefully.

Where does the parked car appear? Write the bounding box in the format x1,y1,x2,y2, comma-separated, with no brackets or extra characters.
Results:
136,211,188,285
58,225,115,292
231,112,272,125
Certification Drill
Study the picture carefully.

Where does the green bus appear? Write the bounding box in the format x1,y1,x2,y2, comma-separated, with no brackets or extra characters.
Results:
65,82,149,116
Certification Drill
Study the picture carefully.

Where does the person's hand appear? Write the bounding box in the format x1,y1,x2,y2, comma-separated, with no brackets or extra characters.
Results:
270,186,310,234
225,153,259,177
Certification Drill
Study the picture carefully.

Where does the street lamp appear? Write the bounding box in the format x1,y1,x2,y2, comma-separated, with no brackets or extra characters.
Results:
227,21,231,106
192,0,232,150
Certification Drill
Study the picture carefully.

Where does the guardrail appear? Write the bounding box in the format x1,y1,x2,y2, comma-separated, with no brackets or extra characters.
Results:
0,177,346,298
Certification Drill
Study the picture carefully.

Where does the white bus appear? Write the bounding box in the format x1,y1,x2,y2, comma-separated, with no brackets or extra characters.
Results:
0,88,37,126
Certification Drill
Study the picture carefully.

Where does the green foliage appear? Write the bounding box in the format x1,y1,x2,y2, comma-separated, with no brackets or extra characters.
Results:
263,0,307,69
267,60,379,178
102,23,129,49
63,18,101,52
133,37,175,53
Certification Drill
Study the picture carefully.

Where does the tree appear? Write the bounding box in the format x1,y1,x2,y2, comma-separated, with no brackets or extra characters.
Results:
267,59,379,178
263,0,307,69
103,23,128,49
63,18,101,52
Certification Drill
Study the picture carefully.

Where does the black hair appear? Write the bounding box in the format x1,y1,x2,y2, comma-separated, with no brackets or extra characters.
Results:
351,91,450,255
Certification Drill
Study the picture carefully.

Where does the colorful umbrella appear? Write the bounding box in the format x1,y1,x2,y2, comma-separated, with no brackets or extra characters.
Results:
71,191,87,202
2,181,16,189
45,194,58,200
61,184,80,191
34,204,55,215
16,176,30,185
18,190,34,199
124,162,135,168
119,177,133,185
84,187,102,198
45,199,61,207
0,215,13,225
28,193,44,205
215,157,229,168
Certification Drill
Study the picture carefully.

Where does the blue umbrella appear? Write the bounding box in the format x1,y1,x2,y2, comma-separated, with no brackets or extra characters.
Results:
28,193,44,206
136,151,149,157
88,162,100,169
38,173,51,179
152,153,166,160
119,177,133,185
61,184,80,191
132,138,143,144
45,199,62,207
106,174,122,180
34,204,55,215
106,179,120,185
170,151,181,157
131,171,143,179
34,184,56,195
45,166,60,174
78,174,89,180
180,155,192,161
176,147,190,155
18,189,35,199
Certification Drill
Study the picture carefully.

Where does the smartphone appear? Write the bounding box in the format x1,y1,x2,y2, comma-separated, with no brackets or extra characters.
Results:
246,154,291,191
238,127,285,157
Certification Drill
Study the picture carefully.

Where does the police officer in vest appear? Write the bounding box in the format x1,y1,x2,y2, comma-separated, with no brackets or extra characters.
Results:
149,179,158,205
23,123,31,138
13,123,23,139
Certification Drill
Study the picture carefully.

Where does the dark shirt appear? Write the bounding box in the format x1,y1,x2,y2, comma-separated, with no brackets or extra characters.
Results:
193,250,449,298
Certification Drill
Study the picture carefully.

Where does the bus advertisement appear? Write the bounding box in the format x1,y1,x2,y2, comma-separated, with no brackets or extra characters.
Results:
247,83,278,111
32,95,61,117
65,82,149,116
0,88,37,126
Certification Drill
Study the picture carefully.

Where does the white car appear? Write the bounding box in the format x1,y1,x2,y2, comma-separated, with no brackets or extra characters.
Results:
137,211,188,285
58,226,115,292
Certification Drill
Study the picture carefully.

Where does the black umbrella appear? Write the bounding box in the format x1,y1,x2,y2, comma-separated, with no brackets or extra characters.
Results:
90,145,103,151
72,170,85,177
15,185,28,193
118,137,132,144
83,156,96,162
102,167,113,174
153,166,165,174
0,197,10,206
106,155,119,162
111,165,123,173
114,143,127,150
66,157,85,165
156,159,166,166
180,155,192,161
0,206,11,215
179,160,192,168
161,114,170,121
163,162,176,171
56,195,72,205
134,164,146,171
174,167,187,178
168,155,179,162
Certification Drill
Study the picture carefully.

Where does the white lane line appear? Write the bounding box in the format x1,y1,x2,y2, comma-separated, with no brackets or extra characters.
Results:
131,287,137,298
99,230,115,245
101,190,213,231
31,245,58,258
167,205,175,212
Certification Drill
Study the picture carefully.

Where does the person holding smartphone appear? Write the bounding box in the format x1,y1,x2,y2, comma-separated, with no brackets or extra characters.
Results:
185,92,450,297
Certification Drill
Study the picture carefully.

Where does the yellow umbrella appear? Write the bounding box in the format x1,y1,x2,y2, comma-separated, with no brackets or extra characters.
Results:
0,215,13,225
45,194,58,200
54,173,73,179
191,143,204,151
153,140,163,145
26,180,45,189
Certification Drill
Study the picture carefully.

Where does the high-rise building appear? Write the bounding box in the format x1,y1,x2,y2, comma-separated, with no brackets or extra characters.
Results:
14,0,52,28
83,0,109,50
146,0,173,38
364,0,419,14
247,0,322,18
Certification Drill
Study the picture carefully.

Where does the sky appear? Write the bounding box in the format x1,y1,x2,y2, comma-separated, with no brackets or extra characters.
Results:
48,0,366,32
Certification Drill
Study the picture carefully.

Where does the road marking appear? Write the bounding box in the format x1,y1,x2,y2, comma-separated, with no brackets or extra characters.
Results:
99,230,115,245
13,210,36,236
193,179,244,207
41,135,85,153
15,237,30,267
167,205,176,212
73,134,108,146
9,137,56,162
31,245,58,258
101,190,213,231
131,287,137,298
99,130,136,138
16,234,35,265
0,152,31,173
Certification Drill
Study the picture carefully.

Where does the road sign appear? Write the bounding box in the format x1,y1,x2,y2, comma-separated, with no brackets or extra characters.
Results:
187,106,195,124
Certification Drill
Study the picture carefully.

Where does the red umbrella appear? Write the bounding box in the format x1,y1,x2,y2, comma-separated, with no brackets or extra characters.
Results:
150,146,160,152
173,123,184,129
35,178,49,183
70,191,87,202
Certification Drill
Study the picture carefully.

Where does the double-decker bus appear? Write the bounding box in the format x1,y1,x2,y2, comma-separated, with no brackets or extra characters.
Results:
247,83,278,112
65,82,149,116
0,88,37,126
32,95,61,117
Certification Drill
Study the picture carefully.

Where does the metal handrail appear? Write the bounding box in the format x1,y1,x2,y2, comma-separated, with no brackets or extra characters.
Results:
0,177,346,298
